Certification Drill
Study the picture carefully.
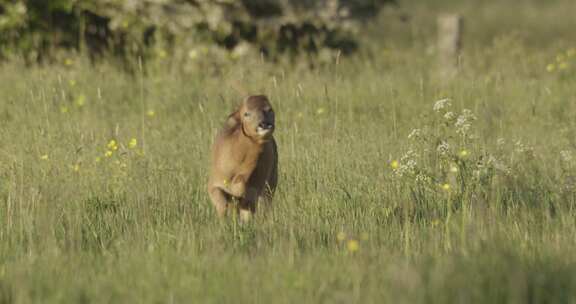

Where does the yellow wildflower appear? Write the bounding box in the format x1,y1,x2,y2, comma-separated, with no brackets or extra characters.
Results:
223,179,229,187
75,94,86,107
459,150,469,157
188,49,199,60
104,150,113,158
107,140,118,151
337,231,346,242
450,165,458,173
72,164,80,172
391,160,399,169
546,63,556,72
316,107,325,115
559,62,569,70
95,157,101,162
147,110,156,117
40,154,49,160
441,183,451,191
60,106,69,114
347,239,359,253
128,138,137,149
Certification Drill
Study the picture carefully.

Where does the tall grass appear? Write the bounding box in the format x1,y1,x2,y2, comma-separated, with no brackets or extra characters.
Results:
1,1,576,303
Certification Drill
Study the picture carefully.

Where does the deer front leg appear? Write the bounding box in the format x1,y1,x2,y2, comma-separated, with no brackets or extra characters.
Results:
228,175,247,198
209,187,231,218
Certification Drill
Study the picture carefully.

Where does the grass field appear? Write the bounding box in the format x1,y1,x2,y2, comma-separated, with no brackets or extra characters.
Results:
2,1,576,303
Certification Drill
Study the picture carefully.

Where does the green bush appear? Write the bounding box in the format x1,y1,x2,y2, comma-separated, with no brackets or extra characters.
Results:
0,0,395,64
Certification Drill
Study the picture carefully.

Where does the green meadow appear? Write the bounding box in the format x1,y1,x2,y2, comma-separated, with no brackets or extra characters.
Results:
1,0,576,302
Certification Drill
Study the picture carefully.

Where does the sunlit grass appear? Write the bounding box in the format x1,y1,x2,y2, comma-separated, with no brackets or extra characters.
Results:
1,5,576,303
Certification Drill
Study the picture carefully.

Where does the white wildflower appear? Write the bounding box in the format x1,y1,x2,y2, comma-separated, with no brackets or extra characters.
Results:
415,173,431,183
455,109,477,136
400,149,418,162
560,150,573,163
514,140,534,155
444,111,455,120
433,98,452,112
395,159,417,177
462,109,475,118
437,141,450,156
395,150,418,177
408,129,421,140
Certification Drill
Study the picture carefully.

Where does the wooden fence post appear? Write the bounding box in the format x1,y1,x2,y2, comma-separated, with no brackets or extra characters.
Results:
437,14,463,78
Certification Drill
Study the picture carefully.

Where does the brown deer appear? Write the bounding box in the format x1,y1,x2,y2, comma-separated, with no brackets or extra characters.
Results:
208,95,278,221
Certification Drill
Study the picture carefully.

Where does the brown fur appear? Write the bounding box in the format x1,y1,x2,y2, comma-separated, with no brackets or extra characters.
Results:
208,95,278,221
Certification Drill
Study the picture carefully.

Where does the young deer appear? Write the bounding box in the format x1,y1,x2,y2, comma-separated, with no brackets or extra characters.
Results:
208,95,278,221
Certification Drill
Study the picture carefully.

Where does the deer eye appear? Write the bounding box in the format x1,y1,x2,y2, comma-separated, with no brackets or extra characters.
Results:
243,112,250,117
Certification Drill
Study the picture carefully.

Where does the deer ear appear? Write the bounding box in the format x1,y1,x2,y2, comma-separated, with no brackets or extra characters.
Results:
225,108,241,129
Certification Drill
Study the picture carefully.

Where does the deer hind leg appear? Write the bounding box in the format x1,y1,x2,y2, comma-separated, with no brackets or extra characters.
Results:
257,183,275,215
259,163,277,215
238,187,258,222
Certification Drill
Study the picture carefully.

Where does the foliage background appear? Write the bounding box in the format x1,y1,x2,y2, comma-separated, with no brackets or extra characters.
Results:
0,0,394,64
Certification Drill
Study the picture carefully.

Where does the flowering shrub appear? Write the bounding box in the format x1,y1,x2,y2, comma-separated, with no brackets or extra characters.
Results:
390,99,516,211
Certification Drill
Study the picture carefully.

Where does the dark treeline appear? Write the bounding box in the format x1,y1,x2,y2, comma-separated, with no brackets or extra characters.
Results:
0,0,395,64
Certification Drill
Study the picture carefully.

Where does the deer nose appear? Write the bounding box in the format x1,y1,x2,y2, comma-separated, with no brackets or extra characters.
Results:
259,122,273,129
